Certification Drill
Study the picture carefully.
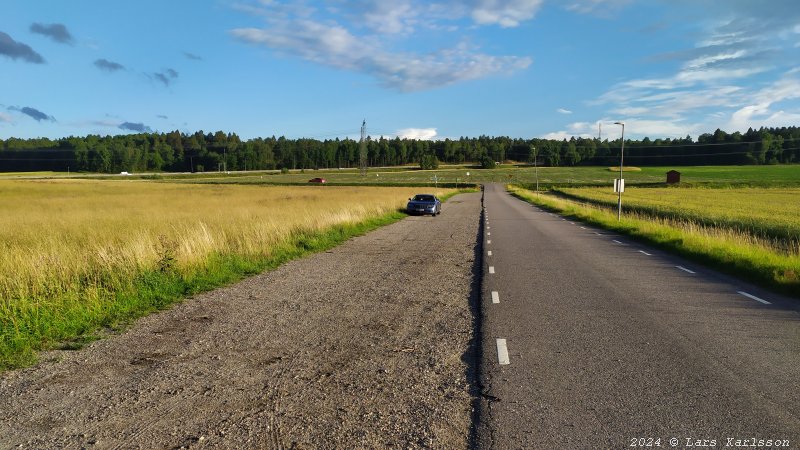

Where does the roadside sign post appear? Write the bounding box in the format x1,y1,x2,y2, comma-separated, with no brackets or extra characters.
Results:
614,122,625,221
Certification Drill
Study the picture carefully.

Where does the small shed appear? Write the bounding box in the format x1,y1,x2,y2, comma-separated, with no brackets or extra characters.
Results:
666,170,681,184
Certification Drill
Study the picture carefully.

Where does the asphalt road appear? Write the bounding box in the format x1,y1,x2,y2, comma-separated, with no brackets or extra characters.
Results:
477,183,800,449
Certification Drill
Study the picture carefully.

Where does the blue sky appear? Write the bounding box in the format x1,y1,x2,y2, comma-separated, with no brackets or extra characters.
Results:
2,0,800,141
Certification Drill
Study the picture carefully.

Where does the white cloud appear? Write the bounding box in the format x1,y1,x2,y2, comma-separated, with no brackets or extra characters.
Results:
544,118,699,141
683,50,747,71
726,73,800,131
557,108,572,114
231,20,531,91
471,0,544,27
568,121,589,132
0,112,12,123
541,130,575,140
565,0,631,16
396,127,438,140
230,1,557,91
362,1,417,34
618,119,697,138
554,4,800,140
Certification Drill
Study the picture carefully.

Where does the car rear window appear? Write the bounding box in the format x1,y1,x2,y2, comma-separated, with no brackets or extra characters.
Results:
413,195,435,201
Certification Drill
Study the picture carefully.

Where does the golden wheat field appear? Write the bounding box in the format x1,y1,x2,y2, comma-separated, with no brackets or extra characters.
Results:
0,179,456,367
0,179,448,301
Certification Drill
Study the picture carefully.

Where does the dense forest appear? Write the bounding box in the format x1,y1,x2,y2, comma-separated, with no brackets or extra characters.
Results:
1,127,799,173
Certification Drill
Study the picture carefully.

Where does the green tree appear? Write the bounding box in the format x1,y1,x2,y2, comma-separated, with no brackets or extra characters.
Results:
420,153,439,170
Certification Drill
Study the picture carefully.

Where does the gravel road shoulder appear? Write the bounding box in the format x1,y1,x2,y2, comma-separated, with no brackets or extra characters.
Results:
0,192,483,450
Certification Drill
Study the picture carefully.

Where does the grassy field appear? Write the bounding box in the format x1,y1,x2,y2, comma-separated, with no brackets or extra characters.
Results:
154,164,800,187
0,179,454,369
7,164,799,187
0,171,71,178
509,185,800,297
557,186,800,251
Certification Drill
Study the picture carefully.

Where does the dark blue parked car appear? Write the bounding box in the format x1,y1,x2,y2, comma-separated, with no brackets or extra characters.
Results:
406,194,441,216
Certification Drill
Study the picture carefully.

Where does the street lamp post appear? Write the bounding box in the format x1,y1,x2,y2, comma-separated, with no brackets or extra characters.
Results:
532,146,538,195
614,122,625,221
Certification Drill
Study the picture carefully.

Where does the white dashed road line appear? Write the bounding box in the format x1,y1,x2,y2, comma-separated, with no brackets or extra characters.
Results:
487,240,491,244
489,266,495,274
612,240,627,245
676,265,696,274
737,291,771,305
496,339,510,365
487,250,492,256
487,232,491,236
639,250,652,256
491,291,500,304
580,226,587,230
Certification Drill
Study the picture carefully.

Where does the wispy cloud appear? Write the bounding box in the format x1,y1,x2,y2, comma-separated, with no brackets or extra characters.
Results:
183,52,203,61
581,7,800,138
152,68,179,86
557,108,572,114
727,73,800,131
157,114,168,119
30,23,74,45
9,106,55,122
119,122,152,132
231,1,533,91
565,0,631,16
0,31,45,63
361,1,418,34
94,58,125,72
0,112,12,123
470,0,544,27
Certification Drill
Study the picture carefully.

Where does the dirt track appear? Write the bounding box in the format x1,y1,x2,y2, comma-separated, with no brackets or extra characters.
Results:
0,192,483,449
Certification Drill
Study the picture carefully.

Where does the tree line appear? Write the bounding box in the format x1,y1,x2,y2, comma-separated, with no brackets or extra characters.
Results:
1,127,799,173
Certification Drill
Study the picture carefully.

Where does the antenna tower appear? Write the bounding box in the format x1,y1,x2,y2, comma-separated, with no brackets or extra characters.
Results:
359,119,367,176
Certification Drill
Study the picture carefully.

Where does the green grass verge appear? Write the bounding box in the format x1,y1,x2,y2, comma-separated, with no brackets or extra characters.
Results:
0,211,409,371
507,185,800,299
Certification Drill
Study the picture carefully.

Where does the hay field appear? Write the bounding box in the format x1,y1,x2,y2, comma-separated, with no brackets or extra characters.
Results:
0,179,449,367
558,186,800,250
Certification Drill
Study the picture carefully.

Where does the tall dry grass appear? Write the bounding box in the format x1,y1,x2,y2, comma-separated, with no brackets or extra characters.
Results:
0,179,450,367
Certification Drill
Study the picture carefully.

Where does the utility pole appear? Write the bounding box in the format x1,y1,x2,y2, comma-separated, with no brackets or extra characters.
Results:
598,122,602,141
359,119,367,177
